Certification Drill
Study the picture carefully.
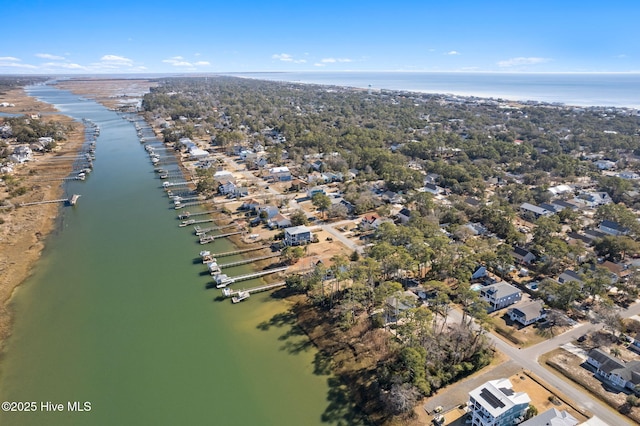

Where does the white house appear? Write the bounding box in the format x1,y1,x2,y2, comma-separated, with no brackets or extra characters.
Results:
519,408,578,426
8,146,33,163
468,378,530,426
480,282,522,311
284,225,313,246
508,301,547,326
587,348,640,391
269,166,292,182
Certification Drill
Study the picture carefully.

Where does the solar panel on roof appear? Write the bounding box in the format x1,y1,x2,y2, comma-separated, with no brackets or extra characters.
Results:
499,387,514,396
480,388,505,409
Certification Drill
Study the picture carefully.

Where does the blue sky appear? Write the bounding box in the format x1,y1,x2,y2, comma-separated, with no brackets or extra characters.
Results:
1,0,639,74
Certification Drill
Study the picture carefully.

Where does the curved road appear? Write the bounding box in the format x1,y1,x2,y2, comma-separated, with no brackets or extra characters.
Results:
448,302,640,426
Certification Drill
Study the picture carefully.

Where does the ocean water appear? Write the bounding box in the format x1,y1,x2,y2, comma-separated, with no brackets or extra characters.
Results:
229,72,640,109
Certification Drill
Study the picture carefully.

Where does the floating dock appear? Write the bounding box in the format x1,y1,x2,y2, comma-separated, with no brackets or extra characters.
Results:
194,223,235,235
177,209,218,220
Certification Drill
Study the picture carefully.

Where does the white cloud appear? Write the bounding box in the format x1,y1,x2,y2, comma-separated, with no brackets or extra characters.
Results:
162,56,210,68
272,53,306,64
0,56,21,62
100,55,134,65
43,62,87,70
498,57,551,67
314,63,326,67
36,53,65,60
320,58,352,64
446,51,460,55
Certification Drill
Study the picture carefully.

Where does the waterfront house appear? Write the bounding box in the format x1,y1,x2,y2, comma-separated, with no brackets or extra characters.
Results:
8,145,33,164
587,348,640,391
218,180,237,195
468,378,530,426
508,300,547,326
284,225,313,246
480,281,522,311
241,198,261,210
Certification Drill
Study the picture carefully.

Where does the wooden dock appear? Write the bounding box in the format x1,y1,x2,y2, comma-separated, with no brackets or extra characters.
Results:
177,209,218,219
208,245,272,258
194,223,235,235
199,230,243,244
218,253,281,269
222,281,286,298
178,218,215,227
214,266,288,288
20,194,81,207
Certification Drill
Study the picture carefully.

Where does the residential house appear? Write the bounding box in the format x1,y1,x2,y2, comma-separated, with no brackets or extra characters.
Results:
520,202,553,219
557,270,584,287
288,178,306,191
508,300,547,326
241,198,261,211
254,156,268,169
594,159,617,170
512,247,536,265
618,171,640,180
598,220,630,236
381,190,404,204
519,408,578,426
551,199,579,212
258,205,280,220
284,225,313,246
480,281,522,311
268,213,292,229
587,348,640,391
424,183,444,195
548,184,574,196
464,222,490,236
385,291,420,322
601,261,632,282
307,186,327,198
582,229,609,244
218,180,237,195
233,186,249,198
576,192,612,208
8,146,33,163
468,378,531,426
188,146,209,160
360,213,380,230
269,166,292,182
397,208,412,224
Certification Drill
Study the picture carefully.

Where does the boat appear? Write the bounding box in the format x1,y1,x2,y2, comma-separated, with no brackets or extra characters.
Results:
179,219,195,227
199,235,215,244
207,262,221,274
214,273,234,288
232,291,250,304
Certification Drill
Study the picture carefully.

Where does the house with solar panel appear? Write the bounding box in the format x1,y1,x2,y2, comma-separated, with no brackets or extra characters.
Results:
468,378,530,426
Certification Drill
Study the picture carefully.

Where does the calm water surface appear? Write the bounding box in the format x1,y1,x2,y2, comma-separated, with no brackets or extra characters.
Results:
0,85,339,425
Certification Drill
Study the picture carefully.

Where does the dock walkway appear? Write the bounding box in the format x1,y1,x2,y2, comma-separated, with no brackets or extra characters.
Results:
218,253,280,269
209,245,272,258
222,281,286,298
